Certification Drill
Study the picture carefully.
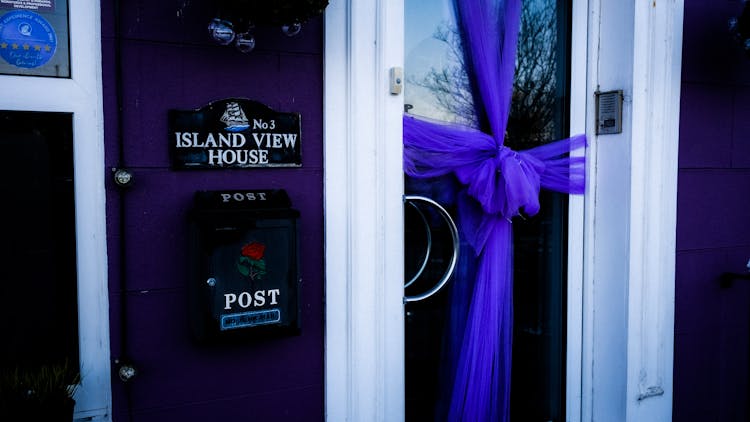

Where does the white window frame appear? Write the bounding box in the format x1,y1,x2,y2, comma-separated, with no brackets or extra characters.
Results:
324,0,683,421
0,1,111,420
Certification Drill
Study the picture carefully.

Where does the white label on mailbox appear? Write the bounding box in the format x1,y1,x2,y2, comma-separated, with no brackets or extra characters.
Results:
220,309,281,330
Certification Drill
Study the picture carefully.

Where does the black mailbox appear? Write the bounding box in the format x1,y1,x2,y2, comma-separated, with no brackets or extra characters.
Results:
189,189,300,341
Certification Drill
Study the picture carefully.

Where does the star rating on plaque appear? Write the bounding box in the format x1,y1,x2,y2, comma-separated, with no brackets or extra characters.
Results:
0,43,53,52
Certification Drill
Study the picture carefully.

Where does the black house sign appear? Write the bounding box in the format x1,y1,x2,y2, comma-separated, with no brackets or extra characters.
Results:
169,98,301,169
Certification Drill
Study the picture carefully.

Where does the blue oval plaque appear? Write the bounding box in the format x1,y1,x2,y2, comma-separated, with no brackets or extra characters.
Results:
0,10,57,69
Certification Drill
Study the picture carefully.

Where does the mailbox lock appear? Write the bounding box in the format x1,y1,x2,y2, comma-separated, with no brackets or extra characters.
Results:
206,277,217,287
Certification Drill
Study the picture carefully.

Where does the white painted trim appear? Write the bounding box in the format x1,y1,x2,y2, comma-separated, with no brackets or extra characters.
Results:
580,1,683,421
324,0,405,420
0,1,111,420
581,0,607,419
566,0,588,420
625,1,682,420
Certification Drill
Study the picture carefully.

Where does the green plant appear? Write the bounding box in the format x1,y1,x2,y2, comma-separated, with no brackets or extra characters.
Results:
0,360,79,421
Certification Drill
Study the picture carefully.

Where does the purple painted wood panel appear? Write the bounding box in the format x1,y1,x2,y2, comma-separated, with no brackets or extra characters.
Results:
681,0,749,85
676,169,750,250
676,1,750,420
674,248,750,422
673,331,722,421
102,1,325,420
678,83,733,169
113,385,321,422
110,0,322,55
108,291,323,406
732,86,750,168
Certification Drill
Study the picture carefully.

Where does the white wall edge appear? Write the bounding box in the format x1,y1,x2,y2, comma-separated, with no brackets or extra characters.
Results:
324,0,405,420
580,0,683,421
625,1,683,420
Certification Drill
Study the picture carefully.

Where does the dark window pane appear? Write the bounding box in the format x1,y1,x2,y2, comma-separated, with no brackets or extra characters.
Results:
0,110,78,366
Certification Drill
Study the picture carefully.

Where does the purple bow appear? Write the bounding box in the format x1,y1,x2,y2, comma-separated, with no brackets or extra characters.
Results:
404,115,585,254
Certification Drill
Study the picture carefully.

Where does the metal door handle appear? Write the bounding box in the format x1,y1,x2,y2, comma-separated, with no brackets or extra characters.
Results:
403,195,459,303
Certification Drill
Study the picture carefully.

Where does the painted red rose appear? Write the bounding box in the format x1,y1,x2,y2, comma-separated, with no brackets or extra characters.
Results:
241,242,266,260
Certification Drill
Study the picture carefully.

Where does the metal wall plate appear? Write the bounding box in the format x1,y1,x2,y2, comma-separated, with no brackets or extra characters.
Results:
596,90,623,135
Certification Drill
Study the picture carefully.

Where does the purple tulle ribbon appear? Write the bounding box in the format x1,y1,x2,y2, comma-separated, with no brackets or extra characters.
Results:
403,0,586,420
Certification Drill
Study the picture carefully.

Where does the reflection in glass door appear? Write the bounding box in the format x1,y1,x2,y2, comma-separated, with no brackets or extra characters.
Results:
404,0,572,419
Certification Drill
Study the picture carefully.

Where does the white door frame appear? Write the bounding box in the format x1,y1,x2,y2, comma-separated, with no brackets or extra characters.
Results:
323,0,405,420
576,0,684,421
323,0,684,420
0,1,111,420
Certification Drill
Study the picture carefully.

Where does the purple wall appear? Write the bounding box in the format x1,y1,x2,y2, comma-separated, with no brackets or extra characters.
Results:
675,1,750,420
101,1,324,420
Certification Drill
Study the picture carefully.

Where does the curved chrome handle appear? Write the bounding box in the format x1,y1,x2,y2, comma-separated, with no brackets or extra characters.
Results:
403,195,460,303
404,200,432,289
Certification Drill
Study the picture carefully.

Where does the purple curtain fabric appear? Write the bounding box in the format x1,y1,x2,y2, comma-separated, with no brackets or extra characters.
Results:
402,0,586,420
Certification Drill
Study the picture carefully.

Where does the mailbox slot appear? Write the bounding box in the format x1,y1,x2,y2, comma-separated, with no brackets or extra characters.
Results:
189,190,300,342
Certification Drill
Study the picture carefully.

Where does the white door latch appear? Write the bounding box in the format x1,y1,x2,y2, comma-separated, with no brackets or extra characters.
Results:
390,67,403,95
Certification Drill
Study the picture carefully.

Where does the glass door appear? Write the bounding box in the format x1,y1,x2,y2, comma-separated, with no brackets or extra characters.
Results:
404,0,572,420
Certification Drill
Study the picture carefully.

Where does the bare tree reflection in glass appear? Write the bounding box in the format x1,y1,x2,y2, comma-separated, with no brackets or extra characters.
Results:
410,0,558,147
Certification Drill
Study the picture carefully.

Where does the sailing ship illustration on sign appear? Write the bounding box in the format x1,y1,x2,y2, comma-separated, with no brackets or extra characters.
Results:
220,102,250,132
